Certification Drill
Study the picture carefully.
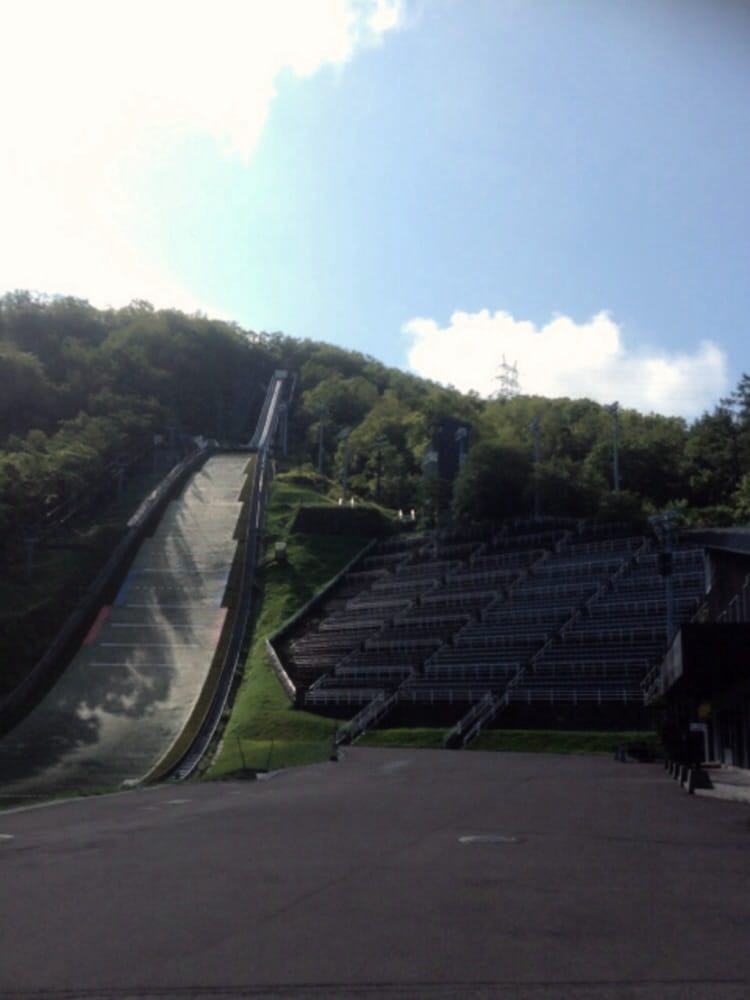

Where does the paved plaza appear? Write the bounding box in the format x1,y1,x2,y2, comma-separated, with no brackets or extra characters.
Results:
1,748,749,999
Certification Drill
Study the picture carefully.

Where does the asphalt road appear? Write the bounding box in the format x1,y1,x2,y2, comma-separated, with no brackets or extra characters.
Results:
1,748,749,999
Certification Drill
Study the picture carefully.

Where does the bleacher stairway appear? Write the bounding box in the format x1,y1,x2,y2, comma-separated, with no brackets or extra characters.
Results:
274,519,706,742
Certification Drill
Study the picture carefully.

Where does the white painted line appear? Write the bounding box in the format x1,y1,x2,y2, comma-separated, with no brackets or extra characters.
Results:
165,799,191,805
0,834,14,841
459,834,520,845
379,759,410,774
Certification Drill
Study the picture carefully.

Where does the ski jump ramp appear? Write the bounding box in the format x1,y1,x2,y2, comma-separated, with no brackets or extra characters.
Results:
0,453,251,805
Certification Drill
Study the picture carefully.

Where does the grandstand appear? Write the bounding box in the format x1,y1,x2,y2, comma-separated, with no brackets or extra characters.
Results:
274,518,707,742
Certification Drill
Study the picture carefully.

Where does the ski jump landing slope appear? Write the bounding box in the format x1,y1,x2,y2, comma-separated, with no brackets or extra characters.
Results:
0,453,250,805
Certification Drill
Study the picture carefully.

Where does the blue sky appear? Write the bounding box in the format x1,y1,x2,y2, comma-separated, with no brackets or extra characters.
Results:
2,0,748,418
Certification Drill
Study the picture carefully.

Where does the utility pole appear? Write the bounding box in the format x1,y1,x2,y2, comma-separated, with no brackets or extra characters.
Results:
607,401,620,493
529,416,541,519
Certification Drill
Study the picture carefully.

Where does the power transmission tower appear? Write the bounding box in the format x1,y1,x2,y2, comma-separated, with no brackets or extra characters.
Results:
495,355,520,400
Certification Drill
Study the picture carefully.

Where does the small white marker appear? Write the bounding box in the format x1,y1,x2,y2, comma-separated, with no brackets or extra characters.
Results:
0,834,14,841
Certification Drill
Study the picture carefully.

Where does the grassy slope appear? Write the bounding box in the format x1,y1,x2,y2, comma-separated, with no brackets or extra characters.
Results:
357,728,658,754
207,473,370,775
469,729,658,755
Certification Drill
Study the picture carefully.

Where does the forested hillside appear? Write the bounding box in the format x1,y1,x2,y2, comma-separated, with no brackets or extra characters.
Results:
281,338,750,529
2,291,749,553
0,292,278,545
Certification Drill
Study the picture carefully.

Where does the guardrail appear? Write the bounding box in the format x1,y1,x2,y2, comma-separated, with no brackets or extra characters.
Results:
265,637,297,703
248,371,287,450
334,691,398,745
509,687,641,705
443,692,495,748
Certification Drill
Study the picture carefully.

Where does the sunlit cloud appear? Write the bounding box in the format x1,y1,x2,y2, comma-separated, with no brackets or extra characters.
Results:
0,0,402,311
404,309,729,419
368,0,404,33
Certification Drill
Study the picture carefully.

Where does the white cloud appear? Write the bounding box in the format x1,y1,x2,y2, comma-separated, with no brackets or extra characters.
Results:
404,309,728,419
368,0,403,33
0,0,402,312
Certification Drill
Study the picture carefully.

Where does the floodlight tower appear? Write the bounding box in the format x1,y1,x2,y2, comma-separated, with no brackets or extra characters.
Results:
606,401,620,493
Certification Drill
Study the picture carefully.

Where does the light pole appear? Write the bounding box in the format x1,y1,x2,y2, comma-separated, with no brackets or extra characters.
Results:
607,401,620,493
650,510,679,645
374,435,387,503
338,427,351,500
529,416,541,519
455,425,469,470
317,405,326,475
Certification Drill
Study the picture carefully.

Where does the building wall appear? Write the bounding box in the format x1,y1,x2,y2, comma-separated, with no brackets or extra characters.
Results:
705,548,750,620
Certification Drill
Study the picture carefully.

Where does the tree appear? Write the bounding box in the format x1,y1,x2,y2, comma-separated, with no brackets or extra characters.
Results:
732,473,750,524
452,442,533,521
0,346,54,437
685,407,741,507
534,457,600,517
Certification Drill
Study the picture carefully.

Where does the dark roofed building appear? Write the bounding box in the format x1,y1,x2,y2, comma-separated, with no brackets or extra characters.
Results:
655,528,750,769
